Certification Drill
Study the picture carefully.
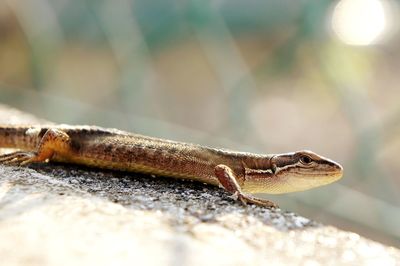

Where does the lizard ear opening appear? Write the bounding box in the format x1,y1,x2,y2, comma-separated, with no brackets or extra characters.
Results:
271,163,277,174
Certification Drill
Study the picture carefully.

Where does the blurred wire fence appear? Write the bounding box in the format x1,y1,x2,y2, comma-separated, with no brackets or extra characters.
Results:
1,0,400,246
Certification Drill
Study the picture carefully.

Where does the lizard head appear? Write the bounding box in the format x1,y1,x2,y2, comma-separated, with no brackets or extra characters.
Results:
268,150,343,193
242,150,343,194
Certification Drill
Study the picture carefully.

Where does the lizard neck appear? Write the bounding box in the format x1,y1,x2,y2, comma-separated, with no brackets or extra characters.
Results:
240,153,273,170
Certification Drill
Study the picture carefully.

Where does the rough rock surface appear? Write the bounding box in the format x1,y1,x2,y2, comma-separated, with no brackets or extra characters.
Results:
0,104,399,266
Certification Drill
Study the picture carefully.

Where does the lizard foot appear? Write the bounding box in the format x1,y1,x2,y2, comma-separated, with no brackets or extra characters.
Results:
236,193,278,208
0,151,37,166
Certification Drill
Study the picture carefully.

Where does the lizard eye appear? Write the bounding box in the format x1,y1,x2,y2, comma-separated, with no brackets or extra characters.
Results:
300,155,312,165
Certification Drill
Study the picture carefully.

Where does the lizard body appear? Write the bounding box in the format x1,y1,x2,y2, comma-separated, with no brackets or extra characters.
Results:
0,125,343,208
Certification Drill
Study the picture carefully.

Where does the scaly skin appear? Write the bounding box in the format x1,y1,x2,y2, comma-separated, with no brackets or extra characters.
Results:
0,124,343,208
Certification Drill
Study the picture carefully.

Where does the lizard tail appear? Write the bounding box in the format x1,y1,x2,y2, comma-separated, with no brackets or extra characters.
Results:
0,125,40,150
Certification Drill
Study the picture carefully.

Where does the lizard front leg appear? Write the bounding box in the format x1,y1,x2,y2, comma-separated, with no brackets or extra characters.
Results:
214,164,277,208
0,128,72,166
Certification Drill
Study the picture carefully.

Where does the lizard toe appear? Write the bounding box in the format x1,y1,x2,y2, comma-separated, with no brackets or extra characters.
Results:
0,151,36,166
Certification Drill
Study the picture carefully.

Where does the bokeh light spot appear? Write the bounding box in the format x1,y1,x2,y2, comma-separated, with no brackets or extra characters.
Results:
331,0,387,46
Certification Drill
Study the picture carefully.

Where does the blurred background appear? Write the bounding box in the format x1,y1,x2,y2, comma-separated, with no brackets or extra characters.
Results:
1,0,400,246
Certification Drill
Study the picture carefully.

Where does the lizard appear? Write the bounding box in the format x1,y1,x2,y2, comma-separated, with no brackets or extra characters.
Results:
0,124,343,208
